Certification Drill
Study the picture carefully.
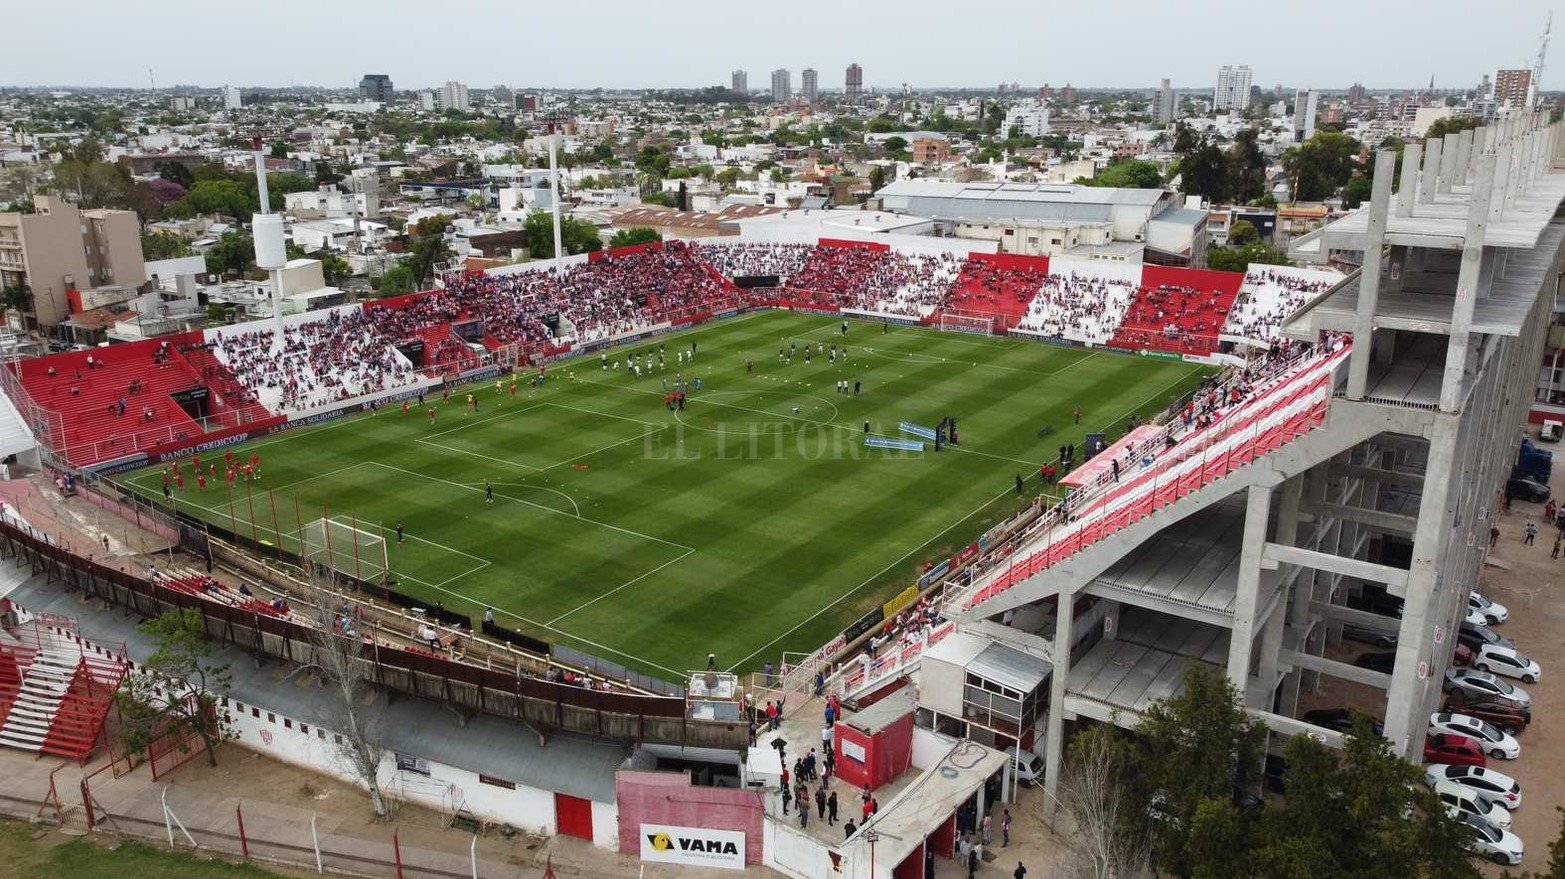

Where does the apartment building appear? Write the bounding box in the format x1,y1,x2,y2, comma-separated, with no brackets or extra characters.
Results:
0,196,146,328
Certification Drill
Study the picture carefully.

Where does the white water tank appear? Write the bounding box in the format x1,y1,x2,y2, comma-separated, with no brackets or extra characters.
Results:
252,213,287,270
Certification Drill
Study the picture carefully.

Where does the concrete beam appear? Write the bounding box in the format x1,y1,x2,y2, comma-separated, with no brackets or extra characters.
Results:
1262,542,1410,590
1309,600,1401,634
1299,500,1417,536
1280,649,1394,690
1330,463,1426,489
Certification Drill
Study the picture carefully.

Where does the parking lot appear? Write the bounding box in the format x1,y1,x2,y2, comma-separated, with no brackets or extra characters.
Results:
1293,429,1565,872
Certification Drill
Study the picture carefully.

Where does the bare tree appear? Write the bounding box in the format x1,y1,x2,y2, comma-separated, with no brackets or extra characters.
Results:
304,565,391,820
1053,726,1153,879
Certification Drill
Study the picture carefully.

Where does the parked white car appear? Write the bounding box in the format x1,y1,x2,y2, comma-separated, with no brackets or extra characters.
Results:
1473,644,1542,684
1430,712,1520,760
1004,746,1045,785
1469,592,1509,625
1424,764,1523,810
1459,812,1524,865
1434,780,1513,830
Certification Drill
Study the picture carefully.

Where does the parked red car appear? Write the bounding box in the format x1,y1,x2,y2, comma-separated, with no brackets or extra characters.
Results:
1441,698,1531,735
1425,733,1488,768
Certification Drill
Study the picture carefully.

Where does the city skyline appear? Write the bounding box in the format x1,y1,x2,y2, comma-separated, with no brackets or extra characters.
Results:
3,0,1558,91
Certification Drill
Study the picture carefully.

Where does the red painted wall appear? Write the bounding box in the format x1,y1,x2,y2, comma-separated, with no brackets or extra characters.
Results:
833,707,915,792
969,252,1051,273
1140,265,1244,295
818,238,890,252
615,770,765,864
589,241,665,263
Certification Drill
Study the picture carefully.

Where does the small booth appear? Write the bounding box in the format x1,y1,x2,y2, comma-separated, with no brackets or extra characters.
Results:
834,689,915,792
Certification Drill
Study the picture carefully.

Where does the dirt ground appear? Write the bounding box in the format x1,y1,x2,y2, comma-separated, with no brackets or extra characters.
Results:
1295,427,1565,873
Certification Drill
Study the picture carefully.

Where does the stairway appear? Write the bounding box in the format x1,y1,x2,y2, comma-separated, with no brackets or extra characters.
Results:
0,391,35,460
0,641,80,752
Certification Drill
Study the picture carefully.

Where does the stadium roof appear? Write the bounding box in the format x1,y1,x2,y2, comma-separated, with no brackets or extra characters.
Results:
4,570,629,803
876,180,1166,207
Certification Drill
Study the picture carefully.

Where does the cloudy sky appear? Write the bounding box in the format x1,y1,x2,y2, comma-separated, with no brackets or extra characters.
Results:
7,0,1559,92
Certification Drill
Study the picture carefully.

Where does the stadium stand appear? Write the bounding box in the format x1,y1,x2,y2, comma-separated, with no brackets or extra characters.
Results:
9,238,1324,469
1107,267,1246,356
208,307,422,413
1224,266,1339,346
943,253,1051,329
16,339,211,464
0,625,128,762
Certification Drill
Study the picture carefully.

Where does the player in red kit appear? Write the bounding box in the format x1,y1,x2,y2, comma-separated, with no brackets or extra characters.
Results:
428,406,437,423
196,473,207,491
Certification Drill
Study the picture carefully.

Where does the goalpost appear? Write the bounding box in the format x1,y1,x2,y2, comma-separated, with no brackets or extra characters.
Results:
300,518,389,584
937,310,996,336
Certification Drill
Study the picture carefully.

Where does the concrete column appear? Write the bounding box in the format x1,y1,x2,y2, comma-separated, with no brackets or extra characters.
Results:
1396,143,1422,217
1418,137,1443,205
1227,483,1276,693
1437,135,1459,193
1489,140,1514,222
1347,149,1399,399
1383,417,1458,755
1452,129,1474,186
1042,589,1073,813
1440,150,1497,411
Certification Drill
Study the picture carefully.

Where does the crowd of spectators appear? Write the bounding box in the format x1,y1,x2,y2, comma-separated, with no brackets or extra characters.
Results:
212,309,417,411
1223,267,1337,346
1015,272,1141,343
946,262,1051,318
692,242,813,285
1109,283,1234,355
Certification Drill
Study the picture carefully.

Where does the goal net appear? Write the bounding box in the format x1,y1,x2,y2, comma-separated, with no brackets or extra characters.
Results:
300,518,388,584
938,310,995,336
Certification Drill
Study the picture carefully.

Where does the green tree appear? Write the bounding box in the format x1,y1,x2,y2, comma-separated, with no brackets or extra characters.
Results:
1207,241,1291,272
1179,143,1230,203
141,231,193,260
882,136,909,154
153,160,194,189
407,235,450,287
269,140,289,159
1226,129,1267,203
1426,116,1481,140
1080,158,1164,188
1282,130,1363,201
170,179,256,219
114,609,235,768
524,212,602,259
204,231,255,277
642,191,675,207
378,264,417,295
318,250,352,286
608,227,663,248
1131,665,1266,877
869,165,887,192
1227,219,1260,245
1253,715,1479,879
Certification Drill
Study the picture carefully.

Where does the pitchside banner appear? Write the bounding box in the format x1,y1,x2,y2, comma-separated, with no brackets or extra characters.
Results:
640,823,745,870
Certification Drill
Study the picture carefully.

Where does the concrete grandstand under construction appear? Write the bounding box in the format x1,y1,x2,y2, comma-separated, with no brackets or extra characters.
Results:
890,110,1565,808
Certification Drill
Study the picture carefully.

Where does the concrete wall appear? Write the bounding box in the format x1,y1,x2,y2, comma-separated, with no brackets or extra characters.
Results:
615,770,765,864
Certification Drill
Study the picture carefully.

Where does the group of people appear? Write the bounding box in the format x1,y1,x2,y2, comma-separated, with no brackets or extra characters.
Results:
1222,267,1336,345
211,309,417,412
1015,272,1142,344
1109,282,1238,356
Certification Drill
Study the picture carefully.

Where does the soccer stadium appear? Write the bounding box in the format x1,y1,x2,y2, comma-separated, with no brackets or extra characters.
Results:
0,113,1557,879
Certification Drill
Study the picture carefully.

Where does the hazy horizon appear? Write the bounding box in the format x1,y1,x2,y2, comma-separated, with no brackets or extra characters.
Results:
5,0,1559,93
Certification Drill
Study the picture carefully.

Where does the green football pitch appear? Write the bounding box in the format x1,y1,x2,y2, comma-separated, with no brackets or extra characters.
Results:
121,311,1213,680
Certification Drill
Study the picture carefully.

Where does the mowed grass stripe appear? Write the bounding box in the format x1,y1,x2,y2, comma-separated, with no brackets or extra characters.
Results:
122,312,1213,677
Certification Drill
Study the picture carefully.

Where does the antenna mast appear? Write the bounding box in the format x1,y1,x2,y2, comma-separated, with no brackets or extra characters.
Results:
1534,11,1552,109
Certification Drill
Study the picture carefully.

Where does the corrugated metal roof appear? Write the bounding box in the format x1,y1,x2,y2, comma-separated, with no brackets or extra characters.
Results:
969,642,1050,693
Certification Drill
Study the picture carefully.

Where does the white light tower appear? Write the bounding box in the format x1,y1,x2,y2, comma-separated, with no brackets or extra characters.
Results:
547,119,564,276
250,136,288,350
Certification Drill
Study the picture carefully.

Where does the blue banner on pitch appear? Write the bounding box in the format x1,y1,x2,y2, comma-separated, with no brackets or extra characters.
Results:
899,421,937,440
867,436,925,452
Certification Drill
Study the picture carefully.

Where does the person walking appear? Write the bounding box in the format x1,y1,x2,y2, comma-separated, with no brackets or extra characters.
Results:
1490,525,1501,547
1001,808,1011,847
1554,534,1561,559
781,781,791,816
815,785,827,821
1013,862,1027,879
827,791,839,825
797,783,810,828
981,812,992,846
1525,522,1538,545
967,841,980,879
